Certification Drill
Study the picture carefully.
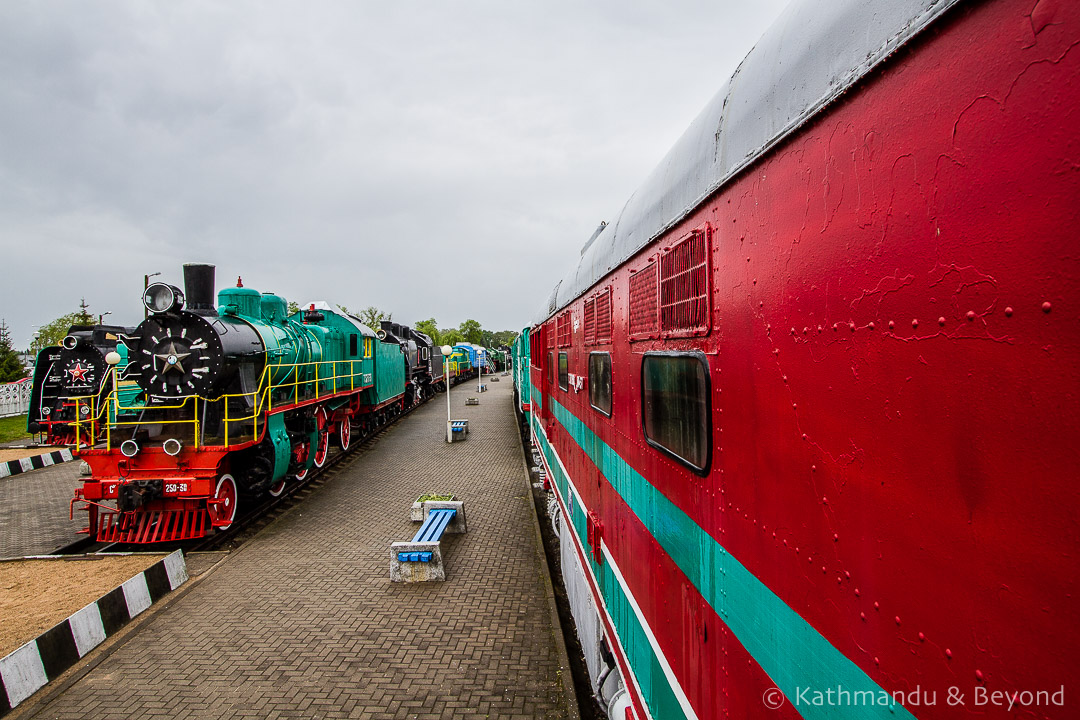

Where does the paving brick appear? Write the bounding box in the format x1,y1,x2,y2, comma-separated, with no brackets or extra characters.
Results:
0,460,84,557
32,378,573,718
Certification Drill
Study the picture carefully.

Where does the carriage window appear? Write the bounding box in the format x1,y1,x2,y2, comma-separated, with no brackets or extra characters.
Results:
558,352,568,391
548,351,554,386
589,353,612,417
641,352,710,474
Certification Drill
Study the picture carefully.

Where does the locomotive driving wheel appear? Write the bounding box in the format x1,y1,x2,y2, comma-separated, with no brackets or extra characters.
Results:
268,476,287,497
339,418,351,451
209,474,238,529
313,408,330,468
293,439,312,481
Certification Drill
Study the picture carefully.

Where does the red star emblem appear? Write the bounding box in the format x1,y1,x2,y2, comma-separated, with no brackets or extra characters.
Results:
68,362,91,382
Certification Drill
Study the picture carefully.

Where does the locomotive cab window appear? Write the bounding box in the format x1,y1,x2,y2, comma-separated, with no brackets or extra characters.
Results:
641,352,710,474
589,353,612,417
350,334,358,357
558,352,569,391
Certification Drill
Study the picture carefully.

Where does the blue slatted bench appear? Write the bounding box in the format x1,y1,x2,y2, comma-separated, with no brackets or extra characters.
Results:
390,501,467,582
397,508,456,563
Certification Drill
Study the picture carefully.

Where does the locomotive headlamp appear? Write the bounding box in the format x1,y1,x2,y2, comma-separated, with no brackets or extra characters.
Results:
120,439,140,458
162,438,182,456
80,405,90,416
61,335,82,350
41,406,51,416
143,283,186,314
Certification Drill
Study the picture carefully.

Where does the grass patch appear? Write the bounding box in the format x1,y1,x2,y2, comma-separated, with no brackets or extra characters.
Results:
0,415,32,444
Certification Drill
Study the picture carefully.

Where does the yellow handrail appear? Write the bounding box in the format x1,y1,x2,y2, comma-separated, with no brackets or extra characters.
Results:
69,357,370,451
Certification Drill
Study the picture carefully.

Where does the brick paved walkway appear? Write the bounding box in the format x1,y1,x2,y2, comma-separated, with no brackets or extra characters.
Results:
23,375,575,719
0,462,83,558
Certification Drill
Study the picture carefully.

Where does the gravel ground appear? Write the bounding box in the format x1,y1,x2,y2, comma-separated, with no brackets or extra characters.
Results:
0,446,63,464
0,554,165,657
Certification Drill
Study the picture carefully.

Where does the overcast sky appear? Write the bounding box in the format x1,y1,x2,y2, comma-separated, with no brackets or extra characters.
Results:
0,0,789,350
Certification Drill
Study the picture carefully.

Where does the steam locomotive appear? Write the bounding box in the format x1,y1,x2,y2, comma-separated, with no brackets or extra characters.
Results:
26,324,138,446
64,264,468,543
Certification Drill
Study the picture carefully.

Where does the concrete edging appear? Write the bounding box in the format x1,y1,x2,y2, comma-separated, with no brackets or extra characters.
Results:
0,450,75,480
0,550,189,715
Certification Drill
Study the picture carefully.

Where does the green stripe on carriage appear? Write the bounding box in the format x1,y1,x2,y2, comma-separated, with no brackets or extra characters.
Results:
548,398,917,720
533,420,688,720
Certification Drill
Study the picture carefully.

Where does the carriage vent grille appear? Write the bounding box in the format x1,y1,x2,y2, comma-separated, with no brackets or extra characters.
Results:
584,288,612,345
659,226,710,335
629,262,658,339
596,289,613,344
531,327,545,363
556,311,572,347
583,298,596,345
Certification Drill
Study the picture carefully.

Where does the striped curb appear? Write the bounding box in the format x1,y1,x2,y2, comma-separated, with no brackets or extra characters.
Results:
0,550,189,715
0,449,74,480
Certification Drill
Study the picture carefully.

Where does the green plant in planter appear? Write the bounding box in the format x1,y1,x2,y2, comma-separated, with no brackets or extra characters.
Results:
416,493,456,502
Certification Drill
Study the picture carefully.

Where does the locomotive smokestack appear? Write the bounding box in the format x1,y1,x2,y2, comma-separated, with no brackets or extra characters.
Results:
183,263,217,316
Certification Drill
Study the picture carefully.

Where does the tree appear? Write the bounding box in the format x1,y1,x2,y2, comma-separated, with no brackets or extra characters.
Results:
75,298,93,325
414,318,441,345
287,300,301,316
35,312,85,351
356,306,391,328
459,319,483,345
491,330,517,347
441,328,464,345
0,319,27,382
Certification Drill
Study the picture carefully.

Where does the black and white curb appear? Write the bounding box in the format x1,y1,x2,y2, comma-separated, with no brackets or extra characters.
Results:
0,550,189,715
0,449,74,480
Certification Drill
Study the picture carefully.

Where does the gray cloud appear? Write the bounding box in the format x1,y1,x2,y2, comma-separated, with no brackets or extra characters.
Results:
0,0,788,348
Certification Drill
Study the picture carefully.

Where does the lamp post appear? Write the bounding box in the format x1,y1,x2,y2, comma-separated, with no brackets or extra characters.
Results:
441,345,453,443
98,310,112,325
144,272,161,318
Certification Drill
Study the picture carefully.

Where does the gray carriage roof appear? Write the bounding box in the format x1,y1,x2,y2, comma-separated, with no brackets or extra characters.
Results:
534,0,963,325
308,301,377,337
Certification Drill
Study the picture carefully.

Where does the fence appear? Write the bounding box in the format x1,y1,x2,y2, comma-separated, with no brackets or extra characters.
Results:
0,377,32,418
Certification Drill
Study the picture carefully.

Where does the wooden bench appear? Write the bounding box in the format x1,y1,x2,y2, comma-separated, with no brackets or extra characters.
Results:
390,501,468,582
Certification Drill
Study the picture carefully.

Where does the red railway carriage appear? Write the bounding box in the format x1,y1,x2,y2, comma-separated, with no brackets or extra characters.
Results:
527,0,1079,718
